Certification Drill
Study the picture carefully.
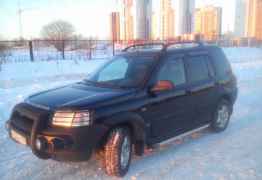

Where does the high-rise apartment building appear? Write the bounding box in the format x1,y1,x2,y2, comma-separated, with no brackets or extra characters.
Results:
110,12,121,41
195,6,222,41
245,0,262,40
160,0,175,40
120,0,134,41
234,0,246,37
151,12,159,40
136,0,152,40
175,0,195,36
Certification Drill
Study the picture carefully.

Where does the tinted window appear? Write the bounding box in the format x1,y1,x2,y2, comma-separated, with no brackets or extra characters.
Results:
86,56,156,88
158,58,186,86
186,56,210,83
206,57,215,77
209,47,232,77
98,57,128,81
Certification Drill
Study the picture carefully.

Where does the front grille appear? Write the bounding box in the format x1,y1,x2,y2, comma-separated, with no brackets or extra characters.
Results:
10,103,51,136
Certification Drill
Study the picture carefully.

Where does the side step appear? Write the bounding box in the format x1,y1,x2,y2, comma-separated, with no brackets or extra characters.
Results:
159,124,210,146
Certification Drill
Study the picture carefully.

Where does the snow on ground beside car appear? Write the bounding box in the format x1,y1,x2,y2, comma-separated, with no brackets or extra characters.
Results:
0,59,106,88
223,47,262,62
224,47,262,81
0,47,262,179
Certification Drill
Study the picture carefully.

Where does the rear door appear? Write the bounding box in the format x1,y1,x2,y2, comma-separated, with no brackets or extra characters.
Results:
185,53,216,127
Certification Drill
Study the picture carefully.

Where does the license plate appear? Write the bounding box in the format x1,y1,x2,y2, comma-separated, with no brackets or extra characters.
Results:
10,129,27,145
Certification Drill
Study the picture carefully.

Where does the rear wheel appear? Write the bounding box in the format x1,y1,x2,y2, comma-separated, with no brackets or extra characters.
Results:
211,99,232,132
103,127,132,177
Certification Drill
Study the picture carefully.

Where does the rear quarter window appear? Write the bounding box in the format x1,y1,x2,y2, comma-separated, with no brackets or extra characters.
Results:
209,47,232,78
186,56,210,83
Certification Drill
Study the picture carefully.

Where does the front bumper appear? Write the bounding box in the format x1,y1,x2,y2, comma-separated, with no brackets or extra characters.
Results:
9,125,107,161
7,103,108,162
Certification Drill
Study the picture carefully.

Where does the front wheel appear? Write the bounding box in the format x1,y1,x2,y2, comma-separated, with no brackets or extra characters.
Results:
211,99,232,132
103,127,132,177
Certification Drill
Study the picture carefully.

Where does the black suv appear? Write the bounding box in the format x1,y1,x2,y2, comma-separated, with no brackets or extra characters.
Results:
7,42,238,177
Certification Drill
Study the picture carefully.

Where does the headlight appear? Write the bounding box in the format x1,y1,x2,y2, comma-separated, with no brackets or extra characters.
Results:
52,110,92,127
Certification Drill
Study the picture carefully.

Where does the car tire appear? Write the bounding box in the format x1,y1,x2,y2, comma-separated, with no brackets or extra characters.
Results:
211,99,232,132
103,127,132,177
95,148,106,169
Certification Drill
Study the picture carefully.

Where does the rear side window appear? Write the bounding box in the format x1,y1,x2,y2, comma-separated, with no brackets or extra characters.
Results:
209,47,232,78
158,58,186,86
186,56,210,83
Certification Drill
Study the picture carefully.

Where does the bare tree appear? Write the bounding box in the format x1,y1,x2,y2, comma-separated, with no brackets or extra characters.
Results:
41,20,75,51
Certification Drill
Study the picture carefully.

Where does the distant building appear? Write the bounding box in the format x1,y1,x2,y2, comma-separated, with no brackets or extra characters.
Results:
234,0,246,37
151,12,160,40
110,12,121,41
175,0,195,36
195,6,222,41
136,0,152,40
160,0,175,40
168,8,175,38
120,0,134,41
194,9,201,33
245,0,262,40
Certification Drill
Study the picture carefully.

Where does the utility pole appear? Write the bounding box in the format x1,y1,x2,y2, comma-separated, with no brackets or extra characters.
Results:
17,0,37,40
18,0,23,40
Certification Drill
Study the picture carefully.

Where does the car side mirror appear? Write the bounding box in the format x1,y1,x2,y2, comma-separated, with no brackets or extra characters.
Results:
150,80,174,94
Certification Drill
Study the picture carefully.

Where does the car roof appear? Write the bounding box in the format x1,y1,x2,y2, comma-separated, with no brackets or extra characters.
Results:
118,50,162,60
119,44,220,59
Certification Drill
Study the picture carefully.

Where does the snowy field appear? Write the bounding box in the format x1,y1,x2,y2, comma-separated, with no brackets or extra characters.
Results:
0,47,262,180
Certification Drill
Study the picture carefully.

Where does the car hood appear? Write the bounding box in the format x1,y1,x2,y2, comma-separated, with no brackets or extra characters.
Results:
26,82,137,110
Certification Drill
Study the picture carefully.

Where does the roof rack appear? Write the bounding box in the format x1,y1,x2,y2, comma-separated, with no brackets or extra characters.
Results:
122,41,204,53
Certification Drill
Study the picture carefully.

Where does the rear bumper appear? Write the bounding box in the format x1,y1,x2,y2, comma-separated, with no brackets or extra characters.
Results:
7,120,108,162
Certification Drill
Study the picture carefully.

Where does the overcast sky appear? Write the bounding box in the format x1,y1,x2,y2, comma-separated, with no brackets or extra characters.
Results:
0,0,236,39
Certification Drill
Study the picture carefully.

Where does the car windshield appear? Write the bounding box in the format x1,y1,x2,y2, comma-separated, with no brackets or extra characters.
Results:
84,56,156,89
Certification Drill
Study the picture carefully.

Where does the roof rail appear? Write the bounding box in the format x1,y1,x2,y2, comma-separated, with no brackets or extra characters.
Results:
122,43,166,52
122,40,205,53
164,41,204,51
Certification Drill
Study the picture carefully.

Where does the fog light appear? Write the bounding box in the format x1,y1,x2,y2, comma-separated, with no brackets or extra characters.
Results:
36,139,42,150
35,137,48,151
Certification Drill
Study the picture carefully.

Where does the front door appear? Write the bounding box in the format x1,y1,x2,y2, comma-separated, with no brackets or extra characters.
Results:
145,56,194,141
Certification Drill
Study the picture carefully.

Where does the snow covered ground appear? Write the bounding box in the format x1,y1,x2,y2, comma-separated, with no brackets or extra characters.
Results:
1,44,114,62
0,47,262,180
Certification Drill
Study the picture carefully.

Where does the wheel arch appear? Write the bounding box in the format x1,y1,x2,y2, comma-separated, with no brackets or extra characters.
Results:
221,94,232,104
102,112,146,143
217,94,233,115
